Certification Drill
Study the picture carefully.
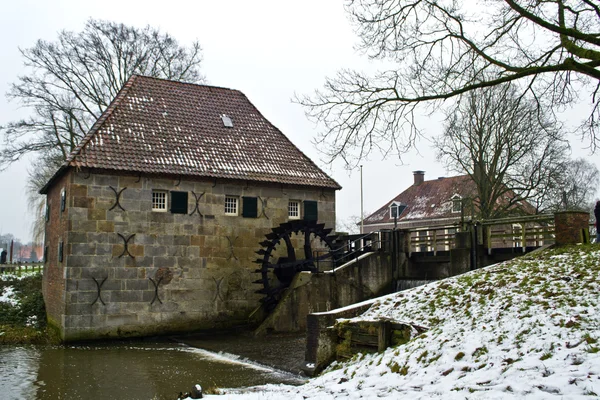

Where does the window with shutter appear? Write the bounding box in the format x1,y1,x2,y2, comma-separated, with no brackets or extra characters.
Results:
242,197,258,218
304,200,318,221
288,200,300,219
225,196,238,215
152,190,168,211
170,191,188,214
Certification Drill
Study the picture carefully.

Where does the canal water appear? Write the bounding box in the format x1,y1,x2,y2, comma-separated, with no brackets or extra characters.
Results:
0,334,305,400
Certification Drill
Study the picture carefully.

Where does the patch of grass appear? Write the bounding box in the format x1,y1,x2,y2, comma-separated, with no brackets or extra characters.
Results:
584,333,597,345
586,346,600,354
540,352,552,361
454,351,465,361
472,346,488,359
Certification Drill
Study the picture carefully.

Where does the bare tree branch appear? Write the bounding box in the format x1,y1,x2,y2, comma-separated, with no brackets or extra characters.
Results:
0,18,205,171
300,0,600,166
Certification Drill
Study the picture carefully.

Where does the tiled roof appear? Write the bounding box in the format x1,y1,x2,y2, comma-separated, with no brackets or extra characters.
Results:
364,174,537,226
45,75,340,191
364,175,476,225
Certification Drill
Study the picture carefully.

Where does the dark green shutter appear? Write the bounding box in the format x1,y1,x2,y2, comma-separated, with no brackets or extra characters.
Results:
304,200,318,221
45,203,50,222
170,191,188,214
58,242,63,263
242,197,258,218
44,246,48,263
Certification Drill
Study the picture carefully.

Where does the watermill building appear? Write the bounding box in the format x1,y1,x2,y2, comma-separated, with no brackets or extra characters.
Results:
40,75,340,341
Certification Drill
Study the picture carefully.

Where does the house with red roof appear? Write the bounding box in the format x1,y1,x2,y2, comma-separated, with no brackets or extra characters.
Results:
363,171,538,252
40,75,340,341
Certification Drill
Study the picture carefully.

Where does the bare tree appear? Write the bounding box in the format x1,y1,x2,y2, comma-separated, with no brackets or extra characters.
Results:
435,83,569,219
0,18,205,169
537,157,600,212
299,0,600,166
1,19,205,240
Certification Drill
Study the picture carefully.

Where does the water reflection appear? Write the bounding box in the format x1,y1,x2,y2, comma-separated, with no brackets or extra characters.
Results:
0,341,303,400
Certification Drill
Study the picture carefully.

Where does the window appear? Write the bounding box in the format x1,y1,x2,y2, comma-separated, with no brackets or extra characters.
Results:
45,202,50,222
304,200,318,221
451,195,462,213
60,188,66,212
225,196,238,215
389,202,406,219
58,241,64,263
288,201,300,219
43,246,48,263
242,197,258,218
170,191,188,214
152,190,168,211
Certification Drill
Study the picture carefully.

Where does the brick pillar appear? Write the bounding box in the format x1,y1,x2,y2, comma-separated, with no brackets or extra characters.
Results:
554,211,590,246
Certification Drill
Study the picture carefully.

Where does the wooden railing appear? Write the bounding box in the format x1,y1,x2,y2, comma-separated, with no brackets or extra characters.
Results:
480,214,555,255
405,214,561,256
406,224,459,256
0,262,43,275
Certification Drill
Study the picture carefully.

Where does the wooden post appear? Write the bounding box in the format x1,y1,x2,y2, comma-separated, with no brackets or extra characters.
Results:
521,223,526,253
378,320,391,352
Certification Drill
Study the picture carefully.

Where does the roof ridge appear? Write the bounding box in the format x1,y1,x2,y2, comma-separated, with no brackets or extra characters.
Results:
130,74,242,94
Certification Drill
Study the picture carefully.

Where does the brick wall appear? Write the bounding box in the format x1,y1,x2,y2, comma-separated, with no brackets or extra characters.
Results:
554,211,590,245
43,167,336,341
43,170,72,330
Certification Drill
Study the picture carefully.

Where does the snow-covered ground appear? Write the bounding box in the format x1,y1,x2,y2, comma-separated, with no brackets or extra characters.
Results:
209,245,600,399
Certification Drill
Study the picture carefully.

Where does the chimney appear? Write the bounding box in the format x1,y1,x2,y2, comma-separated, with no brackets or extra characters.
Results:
413,170,425,186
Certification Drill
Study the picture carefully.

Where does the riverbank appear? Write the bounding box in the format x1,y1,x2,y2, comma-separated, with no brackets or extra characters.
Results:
210,244,600,399
0,271,57,344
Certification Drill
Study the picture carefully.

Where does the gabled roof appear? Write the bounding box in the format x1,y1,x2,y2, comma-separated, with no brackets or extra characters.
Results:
41,75,340,193
364,173,538,226
364,175,477,225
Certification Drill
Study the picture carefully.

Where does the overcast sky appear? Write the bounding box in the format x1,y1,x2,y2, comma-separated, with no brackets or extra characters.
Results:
0,0,598,243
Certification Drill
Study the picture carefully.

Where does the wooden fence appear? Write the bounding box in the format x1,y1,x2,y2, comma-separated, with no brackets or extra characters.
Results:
405,214,564,256
0,262,43,275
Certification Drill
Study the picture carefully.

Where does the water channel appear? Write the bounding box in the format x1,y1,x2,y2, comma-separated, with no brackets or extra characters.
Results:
0,333,306,400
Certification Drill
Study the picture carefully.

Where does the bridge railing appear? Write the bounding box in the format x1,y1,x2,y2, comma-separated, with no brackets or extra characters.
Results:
480,214,555,255
406,224,460,256
404,214,559,256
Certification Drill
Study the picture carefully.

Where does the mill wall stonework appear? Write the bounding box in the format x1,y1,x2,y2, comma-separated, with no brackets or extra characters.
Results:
43,168,336,341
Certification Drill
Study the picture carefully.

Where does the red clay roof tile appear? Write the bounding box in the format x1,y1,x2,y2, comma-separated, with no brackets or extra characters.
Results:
59,75,340,189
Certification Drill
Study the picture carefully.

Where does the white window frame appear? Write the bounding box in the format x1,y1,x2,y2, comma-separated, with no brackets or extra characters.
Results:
60,188,66,213
288,200,300,219
152,190,168,212
389,201,403,219
225,196,238,216
451,194,462,213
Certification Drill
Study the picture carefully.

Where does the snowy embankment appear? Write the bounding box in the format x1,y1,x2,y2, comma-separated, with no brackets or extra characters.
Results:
213,245,600,399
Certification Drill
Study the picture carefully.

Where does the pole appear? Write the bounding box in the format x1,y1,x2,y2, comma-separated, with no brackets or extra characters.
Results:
360,165,364,234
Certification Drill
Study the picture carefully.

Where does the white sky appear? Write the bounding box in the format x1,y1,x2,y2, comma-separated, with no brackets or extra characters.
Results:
0,0,598,242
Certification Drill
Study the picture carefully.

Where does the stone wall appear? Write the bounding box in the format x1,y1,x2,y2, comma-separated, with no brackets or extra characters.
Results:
42,168,336,341
255,251,394,335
